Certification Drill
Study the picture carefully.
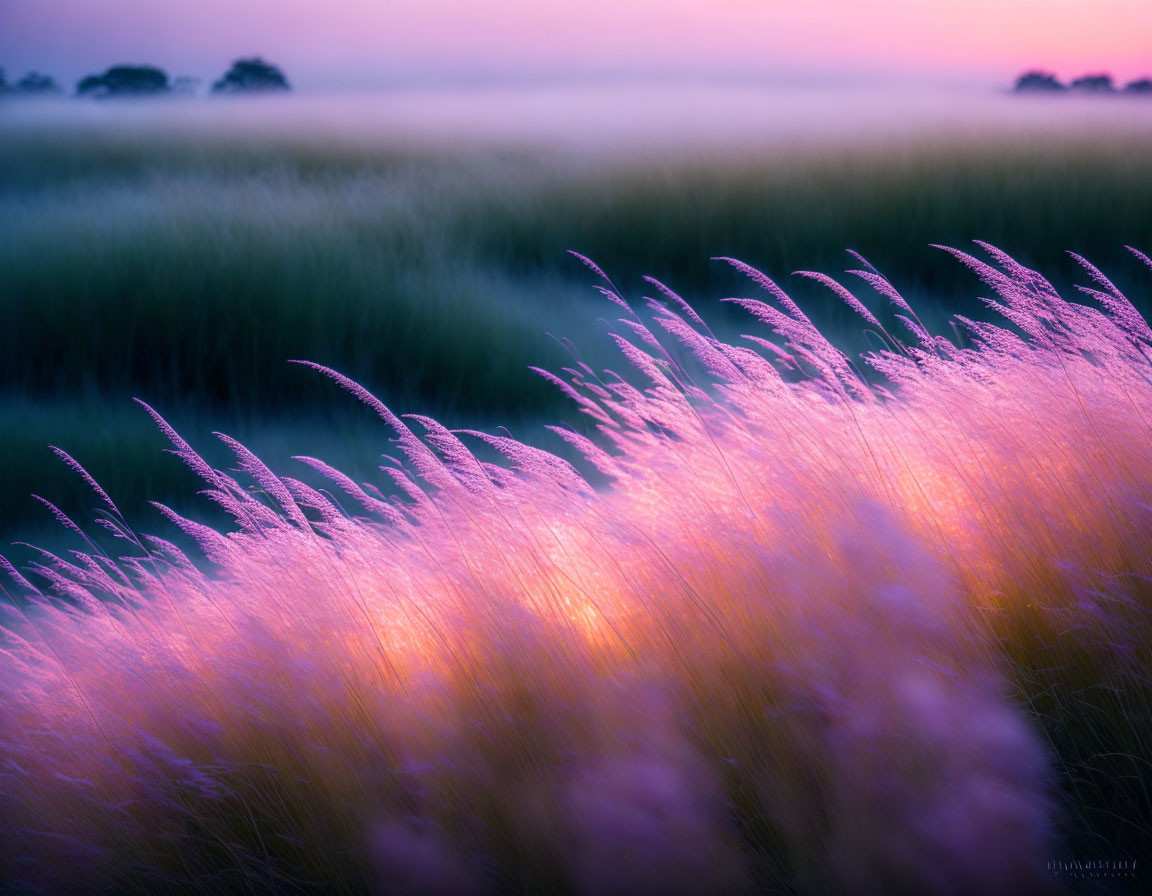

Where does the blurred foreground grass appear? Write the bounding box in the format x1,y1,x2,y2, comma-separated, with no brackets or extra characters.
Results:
3,111,1152,553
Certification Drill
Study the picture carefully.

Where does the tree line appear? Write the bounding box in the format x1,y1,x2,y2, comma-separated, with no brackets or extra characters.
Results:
0,58,290,98
1014,70,1152,94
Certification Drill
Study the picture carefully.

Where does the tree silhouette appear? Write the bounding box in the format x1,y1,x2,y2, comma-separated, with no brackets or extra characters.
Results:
1013,71,1065,92
1069,73,1115,93
1124,77,1152,95
212,58,290,94
76,65,170,98
15,72,61,95
0,69,62,96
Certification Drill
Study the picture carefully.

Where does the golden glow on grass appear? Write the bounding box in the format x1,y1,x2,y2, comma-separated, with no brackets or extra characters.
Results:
2,245,1150,893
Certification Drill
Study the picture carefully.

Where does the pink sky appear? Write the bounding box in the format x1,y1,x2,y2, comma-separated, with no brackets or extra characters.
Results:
2,0,1150,88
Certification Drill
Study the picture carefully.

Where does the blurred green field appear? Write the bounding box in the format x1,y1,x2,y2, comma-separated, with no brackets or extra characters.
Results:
4,104,1152,557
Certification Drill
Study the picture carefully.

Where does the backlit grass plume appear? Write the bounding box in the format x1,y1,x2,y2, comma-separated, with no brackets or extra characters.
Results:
3,244,1150,894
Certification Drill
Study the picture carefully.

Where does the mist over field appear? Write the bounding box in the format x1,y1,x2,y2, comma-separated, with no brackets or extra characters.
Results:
4,84,1152,550
2,82,1152,893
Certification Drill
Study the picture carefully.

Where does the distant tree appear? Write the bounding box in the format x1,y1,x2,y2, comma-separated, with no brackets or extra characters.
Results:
212,58,290,94
0,67,6,92
1124,77,1152,95
76,74,103,95
76,65,170,98
14,71,62,95
1013,71,1065,92
1069,73,1115,93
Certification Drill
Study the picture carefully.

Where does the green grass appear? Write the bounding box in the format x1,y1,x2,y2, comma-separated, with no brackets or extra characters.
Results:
4,108,1152,550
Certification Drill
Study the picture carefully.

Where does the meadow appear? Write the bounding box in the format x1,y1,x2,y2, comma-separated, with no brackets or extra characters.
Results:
2,87,1152,892
5,89,1152,553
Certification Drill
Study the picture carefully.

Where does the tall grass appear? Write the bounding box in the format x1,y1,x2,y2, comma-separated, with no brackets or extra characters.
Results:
5,112,1152,546
2,245,1149,893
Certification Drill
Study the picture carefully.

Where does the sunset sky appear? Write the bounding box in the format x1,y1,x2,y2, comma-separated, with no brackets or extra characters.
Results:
2,0,1150,89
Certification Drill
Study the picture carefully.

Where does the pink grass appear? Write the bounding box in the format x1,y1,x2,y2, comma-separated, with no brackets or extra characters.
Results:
2,245,1150,894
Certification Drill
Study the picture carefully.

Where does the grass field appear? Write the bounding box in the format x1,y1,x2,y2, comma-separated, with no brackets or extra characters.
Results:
5,96,1152,552
2,90,1152,892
